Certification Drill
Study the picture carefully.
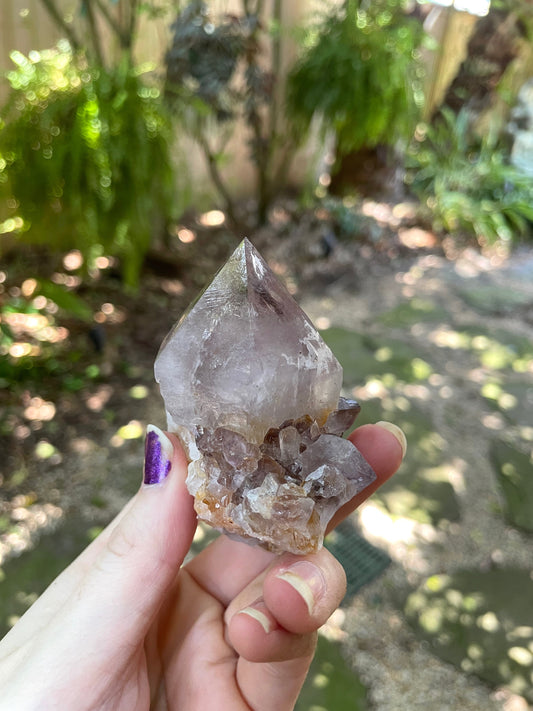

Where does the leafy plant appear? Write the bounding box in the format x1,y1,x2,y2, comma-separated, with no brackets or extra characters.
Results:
165,0,291,225
0,278,90,387
0,43,176,286
286,0,425,157
406,108,533,245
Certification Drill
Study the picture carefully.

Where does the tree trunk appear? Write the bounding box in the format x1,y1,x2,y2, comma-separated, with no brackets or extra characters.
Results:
442,8,525,116
329,145,404,201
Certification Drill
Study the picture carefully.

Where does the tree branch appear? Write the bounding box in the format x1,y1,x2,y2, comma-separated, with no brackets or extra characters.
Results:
40,0,82,49
196,132,239,227
269,0,282,157
128,0,140,50
93,0,131,49
83,0,106,65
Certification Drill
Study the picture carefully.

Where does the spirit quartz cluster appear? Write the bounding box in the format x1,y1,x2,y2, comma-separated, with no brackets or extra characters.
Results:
155,239,376,554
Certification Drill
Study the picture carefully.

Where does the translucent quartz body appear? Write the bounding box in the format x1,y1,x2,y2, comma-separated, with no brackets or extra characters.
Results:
155,239,376,553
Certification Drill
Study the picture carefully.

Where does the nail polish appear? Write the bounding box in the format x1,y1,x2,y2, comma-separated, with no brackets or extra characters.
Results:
143,425,172,485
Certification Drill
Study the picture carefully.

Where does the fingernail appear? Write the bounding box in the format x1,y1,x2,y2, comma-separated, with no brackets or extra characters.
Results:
276,561,326,615
375,421,407,459
143,425,173,486
237,600,275,634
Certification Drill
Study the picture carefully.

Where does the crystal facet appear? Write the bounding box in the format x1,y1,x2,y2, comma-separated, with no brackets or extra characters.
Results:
155,239,376,554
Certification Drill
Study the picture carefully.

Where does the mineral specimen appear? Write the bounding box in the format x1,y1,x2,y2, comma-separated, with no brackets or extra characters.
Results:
155,238,376,554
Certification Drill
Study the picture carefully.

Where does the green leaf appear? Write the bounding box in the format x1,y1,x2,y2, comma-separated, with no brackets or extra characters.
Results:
0,321,14,344
35,280,92,321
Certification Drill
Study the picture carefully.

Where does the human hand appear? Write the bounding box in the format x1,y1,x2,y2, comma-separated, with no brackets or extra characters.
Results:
0,421,405,711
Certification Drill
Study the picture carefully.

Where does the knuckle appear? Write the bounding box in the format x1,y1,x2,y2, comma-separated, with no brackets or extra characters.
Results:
105,523,136,561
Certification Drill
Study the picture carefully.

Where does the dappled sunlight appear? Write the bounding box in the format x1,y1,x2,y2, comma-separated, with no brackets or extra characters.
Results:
482,383,518,412
34,440,61,462
398,227,437,249
94,256,114,271
0,496,63,566
2,311,69,346
160,279,185,296
519,427,533,442
70,437,97,454
174,226,196,244
353,378,388,400
406,569,533,699
23,396,56,422
319,608,347,643
129,384,148,400
85,385,113,412
360,502,419,545
0,0,530,704
358,501,445,576
315,316,331,330
110,420,145,447
430,325,470,350
198,209,226,227
270,205,291,227
94,302,126,325
295,632,367,710
63,250,84,271
361,200,401,228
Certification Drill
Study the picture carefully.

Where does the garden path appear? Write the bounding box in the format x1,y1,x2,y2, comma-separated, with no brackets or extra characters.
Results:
1,221,532,710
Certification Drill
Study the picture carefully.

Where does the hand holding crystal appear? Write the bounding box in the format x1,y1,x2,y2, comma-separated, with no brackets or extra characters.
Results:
0,239,407,709
0,421,405,711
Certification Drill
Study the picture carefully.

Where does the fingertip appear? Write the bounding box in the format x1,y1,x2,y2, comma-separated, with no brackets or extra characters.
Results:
348,422,405,484
229,600,314,663
325,422,405,531
264,551,346,635
237,604,276,635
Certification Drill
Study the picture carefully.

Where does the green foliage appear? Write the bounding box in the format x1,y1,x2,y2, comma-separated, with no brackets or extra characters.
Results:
406,568,533,702
491,439,533,533
34,279,92,321
286,0,425,155
0,42,177,286
0,272,95,388
295,634,368,710
406,108,533,245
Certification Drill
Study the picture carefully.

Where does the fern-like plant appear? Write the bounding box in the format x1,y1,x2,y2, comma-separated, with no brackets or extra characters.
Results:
406,108,533,245
0,42,176,286
286,0,425,156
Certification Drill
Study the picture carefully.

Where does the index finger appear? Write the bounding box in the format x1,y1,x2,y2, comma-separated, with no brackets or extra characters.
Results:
326,421,406,531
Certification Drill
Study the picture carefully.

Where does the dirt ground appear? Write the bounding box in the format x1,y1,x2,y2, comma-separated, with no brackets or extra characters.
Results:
1,198,532,709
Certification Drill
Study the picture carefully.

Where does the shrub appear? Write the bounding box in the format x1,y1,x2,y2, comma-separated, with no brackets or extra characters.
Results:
0,42,176,287
286,0,425,156
406,108,533,245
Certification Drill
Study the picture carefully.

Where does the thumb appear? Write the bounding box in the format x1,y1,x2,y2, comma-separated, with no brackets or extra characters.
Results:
0,427,196,701
73,425,197,645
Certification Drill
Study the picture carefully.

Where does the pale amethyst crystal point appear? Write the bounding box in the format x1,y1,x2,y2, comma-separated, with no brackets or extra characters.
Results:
154,238,376,554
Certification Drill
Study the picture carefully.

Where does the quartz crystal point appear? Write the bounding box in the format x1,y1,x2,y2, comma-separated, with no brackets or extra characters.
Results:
154,238,376,554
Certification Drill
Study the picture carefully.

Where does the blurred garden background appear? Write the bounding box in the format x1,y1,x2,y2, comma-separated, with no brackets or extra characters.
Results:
1,0,533,708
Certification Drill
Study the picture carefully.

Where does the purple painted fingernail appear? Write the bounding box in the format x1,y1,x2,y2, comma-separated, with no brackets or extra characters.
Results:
143,425,173,486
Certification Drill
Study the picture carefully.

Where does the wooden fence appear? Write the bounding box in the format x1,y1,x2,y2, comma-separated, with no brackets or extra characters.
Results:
0,1,481,199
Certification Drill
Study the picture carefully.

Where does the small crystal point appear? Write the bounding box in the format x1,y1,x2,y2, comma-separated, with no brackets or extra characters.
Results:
154,239,376,554
324,397,362,435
